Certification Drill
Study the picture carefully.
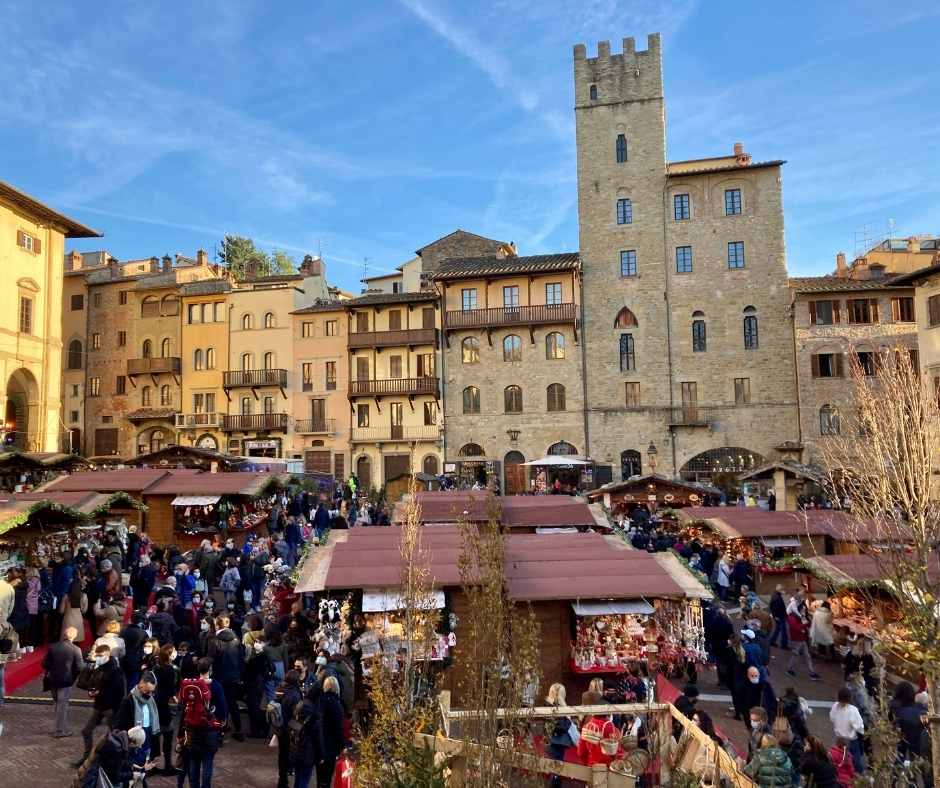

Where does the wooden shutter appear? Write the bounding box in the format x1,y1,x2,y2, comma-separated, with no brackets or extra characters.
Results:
388,310,402,330
891,298,900,322
34,236,41,254
808,301,817,324
811,354,820,378
869,298,879,323
833,300,841,323
333,453,344,480
16,230,25,248
422,307,435,329
835,354,845,377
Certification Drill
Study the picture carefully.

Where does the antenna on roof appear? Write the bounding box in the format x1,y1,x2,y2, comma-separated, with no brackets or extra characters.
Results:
363,256,370,281
854,223,874,258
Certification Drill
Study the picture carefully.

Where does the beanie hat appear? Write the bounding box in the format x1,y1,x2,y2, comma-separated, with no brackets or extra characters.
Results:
100,559,113,571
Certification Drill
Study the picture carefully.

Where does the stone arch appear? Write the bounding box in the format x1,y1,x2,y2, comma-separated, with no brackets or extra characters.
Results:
679,446,765,483
137,426,170,455
5,367,40,450
195,433,218,450
614,307,638,328
459,443,485,458
547,440,578,456
422,454,439,476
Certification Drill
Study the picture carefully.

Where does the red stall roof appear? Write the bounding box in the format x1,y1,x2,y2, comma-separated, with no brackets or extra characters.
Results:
678,507,833,538
38,468,274,497
41,468,184,493
394,492,599,529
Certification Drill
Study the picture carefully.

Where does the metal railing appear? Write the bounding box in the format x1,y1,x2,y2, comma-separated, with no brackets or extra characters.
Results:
223,368,287,388
667,406,714,427
175,412,221,428
294,418,336,434
347,327,436,349
443,302,577,330
221,413,289,432
127,357,181,375
348,377,438,397
351,425,439,442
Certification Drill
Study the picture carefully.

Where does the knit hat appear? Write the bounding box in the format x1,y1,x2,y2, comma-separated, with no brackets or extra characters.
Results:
100,559,113,571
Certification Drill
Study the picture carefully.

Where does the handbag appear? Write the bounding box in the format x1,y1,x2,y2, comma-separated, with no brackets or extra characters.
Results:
42,672,51,692
76,665,96,692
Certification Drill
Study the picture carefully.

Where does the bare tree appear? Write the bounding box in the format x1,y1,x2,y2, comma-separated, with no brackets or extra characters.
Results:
819,346,940,780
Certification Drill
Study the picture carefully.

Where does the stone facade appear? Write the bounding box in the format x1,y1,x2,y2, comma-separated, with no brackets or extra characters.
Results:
574,34,800,481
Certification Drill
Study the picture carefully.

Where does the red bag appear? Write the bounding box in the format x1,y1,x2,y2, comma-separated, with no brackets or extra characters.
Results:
179,678,219,729
332,754,354,788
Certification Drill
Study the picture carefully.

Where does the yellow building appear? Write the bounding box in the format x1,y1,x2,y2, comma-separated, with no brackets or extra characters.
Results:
290,302,349,477
345,291,442,490
0,181,99,451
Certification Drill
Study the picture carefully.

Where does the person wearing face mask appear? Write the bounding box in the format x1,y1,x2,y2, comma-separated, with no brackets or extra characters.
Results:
141,637,160,672
219,557,241,607
176,640,199,679
149,644,180,776
196,612,214,656
740,666,778,738
114,673,160,772
74,644,127,767
119,612,148,691
193,567,208,598
207,615,244,740
244,637,274,738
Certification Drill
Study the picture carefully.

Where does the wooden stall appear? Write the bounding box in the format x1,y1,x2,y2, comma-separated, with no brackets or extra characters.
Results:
0,450,92,492
124,445,247,472
587,474,718,514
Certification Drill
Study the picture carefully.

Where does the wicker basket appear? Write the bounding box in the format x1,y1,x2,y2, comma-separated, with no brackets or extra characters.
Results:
495,729,513,750
600,729,622,756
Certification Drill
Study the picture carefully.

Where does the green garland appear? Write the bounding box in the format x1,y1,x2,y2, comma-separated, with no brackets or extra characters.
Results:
91,491,148,515
289,529,330,587
668,548,714,589
0,499,86,537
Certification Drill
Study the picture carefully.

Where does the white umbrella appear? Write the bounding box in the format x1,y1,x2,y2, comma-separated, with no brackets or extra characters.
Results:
521,455,592,466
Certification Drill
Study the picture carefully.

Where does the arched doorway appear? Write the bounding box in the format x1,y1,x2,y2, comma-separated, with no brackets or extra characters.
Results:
356,455,372,491
547,441,578,456
680,447,765,484
5,368,40,450
422,455,439,476
137,427,171,456
504,451,526,495
620,449,642,479
195,434,218,450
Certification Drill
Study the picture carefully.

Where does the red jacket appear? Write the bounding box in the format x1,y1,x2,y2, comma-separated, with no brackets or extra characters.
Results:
787,612,809,642
576,717,619,766
829,745,856,787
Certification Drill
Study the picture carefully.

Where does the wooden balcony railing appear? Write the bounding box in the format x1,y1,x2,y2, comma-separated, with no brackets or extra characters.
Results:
348,377,439,398
223,369,287,388
347,327,436,349
175,412,221,428
221,413,289,432
294,418,336,434
443,302,577,330
351,425,439,442
127,357,181,375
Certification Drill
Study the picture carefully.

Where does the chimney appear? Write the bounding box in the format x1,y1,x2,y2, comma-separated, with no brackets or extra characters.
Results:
149,256,160,272
908,237,919,253
161,254,172,272
300,254,322,277
67,250,82,271
733,142,751,165
196,249,208,267
109,259,121,279
835,251,847,277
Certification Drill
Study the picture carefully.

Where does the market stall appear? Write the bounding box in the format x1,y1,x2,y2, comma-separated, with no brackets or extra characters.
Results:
124,445,247,472
0,450,92,492
587,474,719,514
522,455,593,494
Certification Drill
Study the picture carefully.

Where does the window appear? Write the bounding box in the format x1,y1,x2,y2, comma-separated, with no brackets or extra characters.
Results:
194,349,204,370
392,281,402,294
119,290,128,305
504,385,523,413
193,393,205,413
734,377,751,405
102,415,112,424
18,296,32,334
142,339,153,358
141,296,159,318
92,293,101,308
188,304,201,324
619,334,635,371
463,386,480,414
625,382,640,408
615,134,627,163
88,377,100,397
309,398,326,426
356,312,369,333
160,385,171,406
16,230,39,252
263,396,274,414
388,310,402,330
162,295,178,316
929,295,940,327
141,386,151,406
91,332,101,350
417,353,434,377
325,361,336,390
356,356,369,381
503,334,521,362
724,188,742,215
301,321,313,338
241,397,252,416
503,286,519,308
589,84,597,100
302,363,313,391
263,351,275,370
811,352,843,378
727,241,745,269
892,297,915,323
616,198,633,225
115,375,126,395
70,410,79,423
241,352,253,371
675,246,693,273
70,294,84,311
213,303,224,322
462,337,479,364
389,355,403,379
614,307,638,328
461,289,478,310
546,332,565,360
547,383,566,412
847,298,878,324
242,313,252,330
621,450,642,479
545,283,562,305
206,348,216,369
325,319,338,336
674,193,690,221
692,315,706,352
161,338,171,358
67,340,83,369
809,300,837,325
356,404,370,428
856,351,876,376
422,307,435,329
264,312,275,328
423,401,438,426
117,331,126,347
743,307,759,349
460,443,484,458
820,404,841,435
620,250,637,277
71,384,79,397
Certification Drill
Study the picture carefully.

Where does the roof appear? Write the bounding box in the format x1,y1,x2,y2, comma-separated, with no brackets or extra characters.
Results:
884,263,940,287
179,280,232,296
143,471,278,497
0,490,145,536
415,229,510,255
737,461,823,484
0,450,88,469
433,253,580,281
41,468,183,493
322,526,689,601
587,474,717,500
0,180,101,238
788,276,907,294
291,300,347,315
391,492,598,529
676,506,834,538
666,159,785,178
801,554,940,588
125,445,246,470
125,408,178,422
343,291,438,307
237,273,303,284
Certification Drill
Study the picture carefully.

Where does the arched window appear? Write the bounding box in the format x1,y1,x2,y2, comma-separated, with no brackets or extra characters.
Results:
160,385,171,406
692,311,707,352
619,334,635,371
161,295,179,316
462,386,480,414
422,455,439,476
743,306,759,349
206,347,216,369
548,441,577,456
504,385,523,413
241,352,253,370
547,383,566,412
503,334,522,362
589,84,598,100
461,337,480,364
820,404,840,435
621,449,642,479
616,134,628,163
459,443,484,457
264,312,275,328
614,307,638,328
142,339,153,358
546,332,565,360
193,349,204,370
149,429,166,453
160,338,171,357
241,396,252,416
141,296,159,318
67,339,83,370
263,352,275,369
242,313,253,330
141,386,152,406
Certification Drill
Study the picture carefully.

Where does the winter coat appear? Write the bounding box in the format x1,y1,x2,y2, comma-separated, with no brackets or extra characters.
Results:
10,582,28,631
152,662,179,723
744,746,792,787
291,699,326,769
219,566,241,593
320,691,348,759
42,639,83,688
769,591,786,620
895,701,929,758
176,573,196,607
208,628,243,683
92,658,127,712
810,608,835,647
130,563,156,602
148,611,178,646
119,624,147,674
800,754,839,788
93,730,134,788
828,745,856,787
330,657,356,713
26,575,41,615
93,597,126,637
787,612,809,643
115,685,161,735
93,633,126,662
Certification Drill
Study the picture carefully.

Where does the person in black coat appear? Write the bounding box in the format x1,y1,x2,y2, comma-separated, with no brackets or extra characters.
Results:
77,644,127,765
319,676,348,787
275,671,304,788
130,556,156,611
800,735,840,788
244,641,274,738
80,727,146,788
148,598,178,646
150,644,180,775
207,615,244,740
120,614,148,689
291,684,327,788
42,625,84,737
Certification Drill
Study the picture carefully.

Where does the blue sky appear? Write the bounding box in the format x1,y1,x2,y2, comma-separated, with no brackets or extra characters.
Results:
3,1,939,290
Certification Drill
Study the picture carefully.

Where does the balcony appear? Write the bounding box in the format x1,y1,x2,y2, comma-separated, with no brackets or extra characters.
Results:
667,406,714,427
127,356,181,376
223,369,287,389
294,418,336,435
443,302,577,331
348,377,439,398
351,425,439,442
347,327,436,349
221,413,289,432
175,412,221,429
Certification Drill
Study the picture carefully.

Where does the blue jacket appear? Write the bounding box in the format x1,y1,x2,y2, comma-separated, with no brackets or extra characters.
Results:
52,562,75,599
285,520,302,547
177,573,196,606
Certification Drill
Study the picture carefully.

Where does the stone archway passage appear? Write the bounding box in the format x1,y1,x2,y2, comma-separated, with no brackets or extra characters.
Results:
5,367,40,451
504,450,526,495
356,455,372,491
679,446,765,484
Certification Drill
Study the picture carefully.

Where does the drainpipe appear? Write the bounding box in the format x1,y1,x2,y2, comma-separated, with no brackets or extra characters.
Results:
662,181,678,476
578,267,590,457
435,283,447,467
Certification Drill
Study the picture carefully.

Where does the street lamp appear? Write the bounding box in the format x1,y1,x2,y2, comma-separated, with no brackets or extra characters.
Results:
647,442,658,474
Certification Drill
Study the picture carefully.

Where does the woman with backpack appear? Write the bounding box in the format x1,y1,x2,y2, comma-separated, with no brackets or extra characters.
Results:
291,683,327,788
273,670,303,788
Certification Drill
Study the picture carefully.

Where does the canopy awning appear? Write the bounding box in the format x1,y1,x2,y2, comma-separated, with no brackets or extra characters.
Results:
362,588,446,613
571,599,654,616
171,495,221,507
522,455,592,466
535,527,580,534
761,536,802,548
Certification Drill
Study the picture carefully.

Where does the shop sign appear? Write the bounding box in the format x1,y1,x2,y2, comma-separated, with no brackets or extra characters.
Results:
245,439,279,450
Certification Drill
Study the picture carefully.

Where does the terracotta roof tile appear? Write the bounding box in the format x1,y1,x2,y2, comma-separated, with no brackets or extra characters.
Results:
788,276,907,293
343,291,438,307
433,253,579,281
666,160,785,177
